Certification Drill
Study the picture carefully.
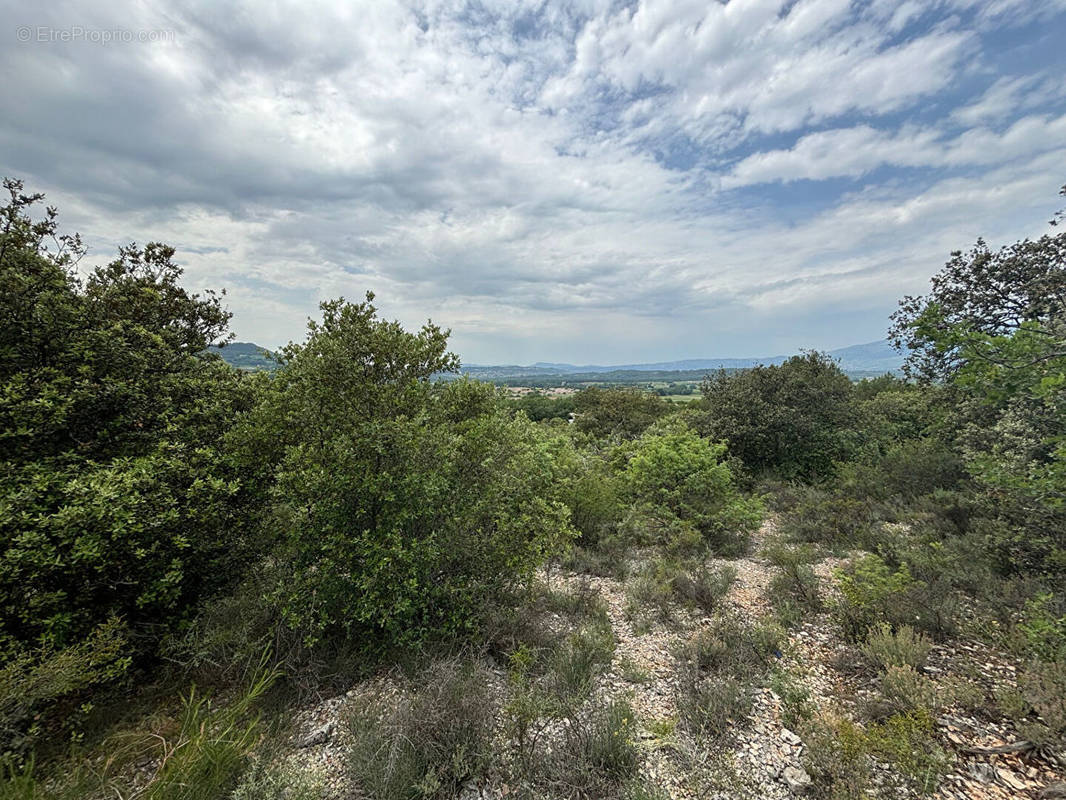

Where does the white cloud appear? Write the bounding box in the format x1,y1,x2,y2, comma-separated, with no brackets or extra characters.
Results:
1,0,1064,362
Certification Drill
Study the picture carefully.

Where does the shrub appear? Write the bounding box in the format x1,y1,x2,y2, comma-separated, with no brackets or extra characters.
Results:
867,666,940,721
839,438,965,502
800,715,871,800
625,559,736,626
246,307,577,645
543,618,615,713
572,388,670,440
346,659,496,800
622,420,762,554
676,675,751,740
777,488,874,550
521,698,640,798
230,759,323,800
675,616,782,739
765,541,823,614
0,183,263,660
860,624,932,671
835,554,956,642
1016,659,1066,749
696,352,857,480
0,619,130,754
866,709,951,794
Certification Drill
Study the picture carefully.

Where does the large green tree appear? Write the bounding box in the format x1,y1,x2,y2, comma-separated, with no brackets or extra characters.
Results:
243,295,575,645
696,352,857,480
0,179,259,656
891,185,1066,574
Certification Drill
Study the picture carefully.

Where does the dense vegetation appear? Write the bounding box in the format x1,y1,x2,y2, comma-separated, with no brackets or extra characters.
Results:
0,178,1063,798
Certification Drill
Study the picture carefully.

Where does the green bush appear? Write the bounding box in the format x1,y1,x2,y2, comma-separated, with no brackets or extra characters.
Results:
346,659,496,800
674,616,782,740
777,488,874,550
765,541,823,615
245,302,576,646
866,709,950,794
697,352,857,480
573,388,670,440
0,619,129,753
800,715,871,800
867,666,941,720
527,698,640,797
622,420,762,554
835,554,956,642
860,624,932,671
0,183,263,659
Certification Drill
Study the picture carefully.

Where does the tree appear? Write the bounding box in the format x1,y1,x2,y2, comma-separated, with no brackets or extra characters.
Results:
243,296,575,645
622,419,762,554
572,387,669,439
0,179,260,656
696,352,856,480
891,184,1066,574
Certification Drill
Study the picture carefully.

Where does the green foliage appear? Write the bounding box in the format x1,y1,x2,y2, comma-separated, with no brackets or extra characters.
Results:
868,665,941,720
230,759,323,800
0,619,130,753
245,299,575,646
891,184,1066,575
865,709,951,794
624,557,736,625
674,616,782,740
346,660,496,800
506,392,576,422
860,623,932,672
145,665,278,800
1017,593,1066,662
622,420,762,554
765,541,823,617
777,486,874,550
800,715,870,800
697,352,857,480
835,554,956,642
572,387,670,439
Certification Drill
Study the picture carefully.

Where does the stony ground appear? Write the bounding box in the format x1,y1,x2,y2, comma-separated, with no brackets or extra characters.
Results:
280,517,1065,799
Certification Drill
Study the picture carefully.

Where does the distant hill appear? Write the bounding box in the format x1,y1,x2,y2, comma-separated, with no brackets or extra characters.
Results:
209,341,276,370
212,339,906,379
460,340,905,381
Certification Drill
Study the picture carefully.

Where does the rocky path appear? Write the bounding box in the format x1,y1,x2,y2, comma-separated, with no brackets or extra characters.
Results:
280,515,1064,800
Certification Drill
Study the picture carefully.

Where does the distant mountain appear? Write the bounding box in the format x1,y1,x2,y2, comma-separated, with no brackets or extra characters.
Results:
211,339,906,378
209,341,276,370
463,340,905,378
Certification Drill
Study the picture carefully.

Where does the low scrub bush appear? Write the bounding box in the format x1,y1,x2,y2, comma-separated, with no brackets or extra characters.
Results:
1015,658,1066,750
524,698,640,798
622,421,762,556
0,618,130,754
800,714,871,800
834,554,956,642
231,758,323,800
866,665,941,721
346,659,496,800
777,488,874,551
624,559,736,626
765,541,823,616
676,675,751,740
860,624,932,671
866,708,951,795
674,616,783,740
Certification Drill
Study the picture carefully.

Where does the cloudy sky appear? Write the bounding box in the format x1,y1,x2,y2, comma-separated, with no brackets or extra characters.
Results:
3,0,1065,364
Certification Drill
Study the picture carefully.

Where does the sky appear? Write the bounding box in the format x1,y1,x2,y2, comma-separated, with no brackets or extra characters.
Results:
2,0,1065,365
